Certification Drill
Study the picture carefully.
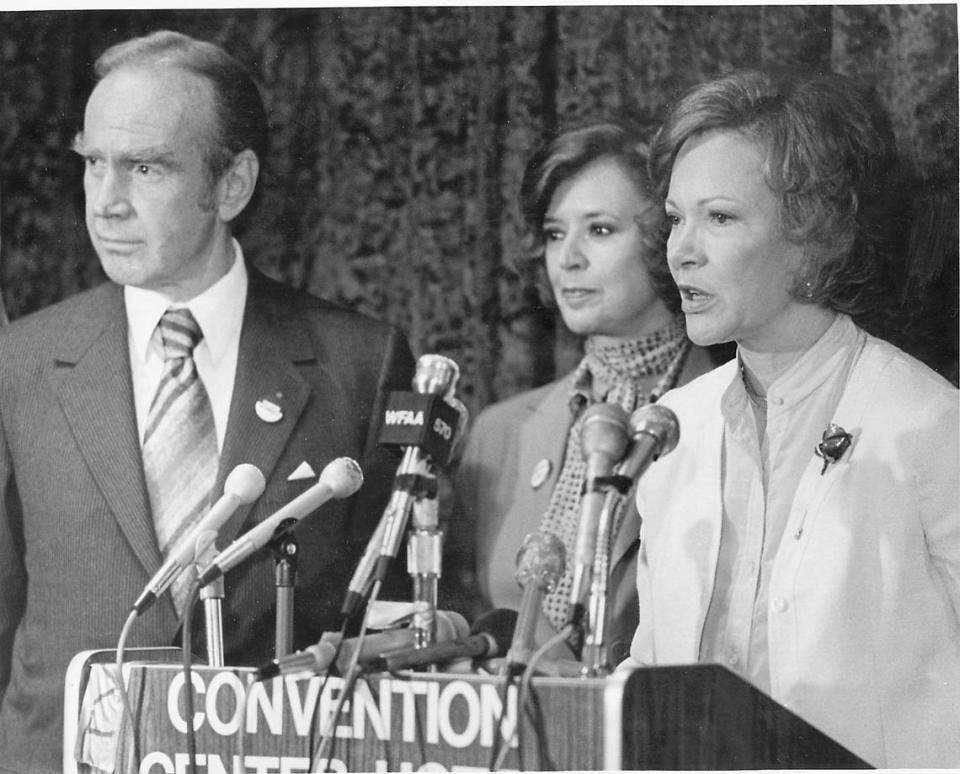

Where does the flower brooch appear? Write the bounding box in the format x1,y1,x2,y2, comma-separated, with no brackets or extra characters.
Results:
814,423,853,475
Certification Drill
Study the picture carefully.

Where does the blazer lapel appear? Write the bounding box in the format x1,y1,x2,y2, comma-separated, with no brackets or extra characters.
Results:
51,284,161,576
214,276,312,544
786,336,872,536
513,379,574,521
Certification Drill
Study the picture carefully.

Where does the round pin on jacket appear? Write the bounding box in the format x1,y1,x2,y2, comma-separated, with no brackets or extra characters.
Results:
255,397,283,423
530,458,552,490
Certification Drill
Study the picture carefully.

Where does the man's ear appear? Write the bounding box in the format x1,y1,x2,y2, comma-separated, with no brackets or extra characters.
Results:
216,149,259,222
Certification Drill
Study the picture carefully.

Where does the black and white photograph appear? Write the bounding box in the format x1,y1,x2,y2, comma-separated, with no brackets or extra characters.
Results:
0,4,956,772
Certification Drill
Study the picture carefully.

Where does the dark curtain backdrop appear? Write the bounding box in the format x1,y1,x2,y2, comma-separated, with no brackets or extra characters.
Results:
1,5,957,419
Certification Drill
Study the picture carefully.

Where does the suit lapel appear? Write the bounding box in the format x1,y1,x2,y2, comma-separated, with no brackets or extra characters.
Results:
215,275,313,544
513,379,574,521
51,284,161,576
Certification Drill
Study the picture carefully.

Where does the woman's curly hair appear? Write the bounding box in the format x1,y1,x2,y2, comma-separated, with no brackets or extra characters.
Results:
650,69,903,320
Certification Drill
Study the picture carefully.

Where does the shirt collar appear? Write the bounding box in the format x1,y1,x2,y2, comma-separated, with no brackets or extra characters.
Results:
125,239,249,365
763,313,861,407
722,313,862,416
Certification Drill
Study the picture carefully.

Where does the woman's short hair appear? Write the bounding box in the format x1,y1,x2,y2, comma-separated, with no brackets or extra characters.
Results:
94,30,269,183
650,69,901,318
517,122,677,310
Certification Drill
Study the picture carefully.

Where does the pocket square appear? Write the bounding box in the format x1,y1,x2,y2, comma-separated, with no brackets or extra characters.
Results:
287,461,316,481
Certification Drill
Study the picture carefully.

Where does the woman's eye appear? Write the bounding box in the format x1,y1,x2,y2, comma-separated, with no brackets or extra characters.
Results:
590,224,613,236
710,211,732,225
543,228,563,242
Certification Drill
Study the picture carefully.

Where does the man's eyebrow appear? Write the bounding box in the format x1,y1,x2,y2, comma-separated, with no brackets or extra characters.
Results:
122,147,181,169
68,137,182,170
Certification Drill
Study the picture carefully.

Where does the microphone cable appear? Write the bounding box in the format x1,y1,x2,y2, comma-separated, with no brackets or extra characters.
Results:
107,608,142,772
489,663,517,771
519,626,569,771
179,579,203,774
491,623,572,772
311,576,383,771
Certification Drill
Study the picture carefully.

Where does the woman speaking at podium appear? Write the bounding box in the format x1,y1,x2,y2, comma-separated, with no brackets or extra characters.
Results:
623,69,960,768
445,122,718,664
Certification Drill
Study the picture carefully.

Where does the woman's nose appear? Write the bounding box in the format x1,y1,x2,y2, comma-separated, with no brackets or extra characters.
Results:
667,221,703,271
558,233,588,270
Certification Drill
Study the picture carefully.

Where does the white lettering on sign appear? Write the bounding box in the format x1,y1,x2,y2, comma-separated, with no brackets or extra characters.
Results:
284,674,323,736
432,417,453,440
245,676,283,735
384,410,425,426
138,752,335,773
206,671,246,736
437,680,480,748
163,672,520,752
167,671,206,733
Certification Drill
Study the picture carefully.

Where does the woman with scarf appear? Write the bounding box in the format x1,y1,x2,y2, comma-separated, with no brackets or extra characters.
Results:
445,122,720,664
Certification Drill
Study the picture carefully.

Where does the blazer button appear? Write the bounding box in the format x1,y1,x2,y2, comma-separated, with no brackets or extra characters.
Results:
772,597,788,613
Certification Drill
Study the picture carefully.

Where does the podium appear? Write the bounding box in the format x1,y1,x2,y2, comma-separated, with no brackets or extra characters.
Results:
65,653,869,772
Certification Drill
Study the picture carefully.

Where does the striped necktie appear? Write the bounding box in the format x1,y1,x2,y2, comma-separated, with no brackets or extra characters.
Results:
142,308,219,617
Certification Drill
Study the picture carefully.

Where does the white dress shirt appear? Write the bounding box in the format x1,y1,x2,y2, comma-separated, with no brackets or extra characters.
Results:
125,241,248,452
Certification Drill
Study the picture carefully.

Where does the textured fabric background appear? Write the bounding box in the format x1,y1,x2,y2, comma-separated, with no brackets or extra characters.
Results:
1,6,956,417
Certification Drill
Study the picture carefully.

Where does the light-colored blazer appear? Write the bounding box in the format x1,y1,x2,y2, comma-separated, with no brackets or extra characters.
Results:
628,330,960,768
447,344,716,663
0,268,414,773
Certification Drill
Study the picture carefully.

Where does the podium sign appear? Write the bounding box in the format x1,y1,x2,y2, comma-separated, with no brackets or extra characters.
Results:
66,657,869,772
73,663,619,772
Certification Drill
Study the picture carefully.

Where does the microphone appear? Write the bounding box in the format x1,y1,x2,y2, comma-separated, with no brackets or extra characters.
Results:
505,531,566,671
132,463,266,615
197,457,363,587
255,610,470,680
618,403,680,481
341,354,461,620
566,403,631,627
577,403,680,673
362,608,515,673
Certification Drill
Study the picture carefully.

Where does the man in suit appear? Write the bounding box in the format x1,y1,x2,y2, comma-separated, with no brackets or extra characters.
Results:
0,31,415,772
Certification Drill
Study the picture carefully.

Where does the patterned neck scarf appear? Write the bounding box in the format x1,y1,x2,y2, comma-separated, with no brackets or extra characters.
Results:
538,316,689,636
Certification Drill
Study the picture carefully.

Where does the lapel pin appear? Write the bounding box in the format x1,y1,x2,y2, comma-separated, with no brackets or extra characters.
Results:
814,423,852,475
287,461,316,481
530,458,552,490
255,395,284,424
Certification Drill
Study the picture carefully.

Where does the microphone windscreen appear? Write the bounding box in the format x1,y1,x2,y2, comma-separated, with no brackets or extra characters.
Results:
514,531,566,592
470,607,519,654
629,403,680,458
580,402,631,463
412,354,460,396
318,456,364,499
224,463,267,503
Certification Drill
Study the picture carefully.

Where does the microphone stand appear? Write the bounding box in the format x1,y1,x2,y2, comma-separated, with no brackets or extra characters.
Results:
200,575,225,667
269,519,299,658
195,541,224,667
579,486,626,676
406,483,441,649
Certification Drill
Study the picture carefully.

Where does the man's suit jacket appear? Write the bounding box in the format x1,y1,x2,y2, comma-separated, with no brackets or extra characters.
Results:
627,329,960,768
446,344,716,664
0,267,415,772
